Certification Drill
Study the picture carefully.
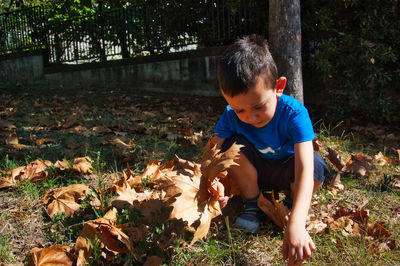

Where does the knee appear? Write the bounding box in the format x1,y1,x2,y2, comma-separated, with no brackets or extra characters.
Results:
313,153,330,183
220,135,253,153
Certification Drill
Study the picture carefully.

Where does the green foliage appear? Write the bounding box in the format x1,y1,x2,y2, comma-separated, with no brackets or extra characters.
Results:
0,234,14,264
0,154,18,178
302,0,400,124
116,208,144,227
88,235,103,265
45,212,83,245
16,180,44,204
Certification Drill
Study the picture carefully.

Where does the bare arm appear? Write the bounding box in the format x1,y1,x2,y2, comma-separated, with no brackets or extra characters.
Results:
283,140,315,265
210,135,226,150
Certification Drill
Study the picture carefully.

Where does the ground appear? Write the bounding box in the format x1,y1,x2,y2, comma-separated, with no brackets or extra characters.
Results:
0,85,399,265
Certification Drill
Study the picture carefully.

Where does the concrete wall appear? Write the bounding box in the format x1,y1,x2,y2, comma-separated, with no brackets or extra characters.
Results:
0,50,45,85
0,47,226,96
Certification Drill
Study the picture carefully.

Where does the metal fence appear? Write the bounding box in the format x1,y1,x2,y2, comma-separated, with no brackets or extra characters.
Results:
0,0,267,64
0,6,46,54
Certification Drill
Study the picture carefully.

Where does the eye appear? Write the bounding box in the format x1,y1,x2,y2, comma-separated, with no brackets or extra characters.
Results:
254,104,264,110
235,109,244,114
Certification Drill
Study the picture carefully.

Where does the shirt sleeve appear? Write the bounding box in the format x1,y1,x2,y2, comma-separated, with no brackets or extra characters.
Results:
214,107,235,138
288,107,316,144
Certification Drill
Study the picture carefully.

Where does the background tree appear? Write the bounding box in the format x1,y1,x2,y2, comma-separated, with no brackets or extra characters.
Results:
269,0,303,103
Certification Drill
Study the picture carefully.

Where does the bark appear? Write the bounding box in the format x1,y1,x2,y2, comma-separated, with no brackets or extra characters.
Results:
269,0,304,103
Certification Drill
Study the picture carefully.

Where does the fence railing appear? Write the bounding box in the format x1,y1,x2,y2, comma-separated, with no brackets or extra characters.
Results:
0,6,46,54
0,0,267,64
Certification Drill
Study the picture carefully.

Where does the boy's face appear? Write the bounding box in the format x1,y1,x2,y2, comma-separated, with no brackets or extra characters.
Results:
221,76,285,128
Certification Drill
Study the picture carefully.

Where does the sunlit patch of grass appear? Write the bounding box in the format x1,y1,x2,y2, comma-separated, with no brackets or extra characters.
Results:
0,234,15,264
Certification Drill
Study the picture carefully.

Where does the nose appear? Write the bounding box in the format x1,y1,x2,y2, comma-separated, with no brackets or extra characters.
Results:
246,112,259,124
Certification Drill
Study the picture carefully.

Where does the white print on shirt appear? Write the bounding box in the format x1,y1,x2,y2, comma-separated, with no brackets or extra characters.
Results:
258,146,275,154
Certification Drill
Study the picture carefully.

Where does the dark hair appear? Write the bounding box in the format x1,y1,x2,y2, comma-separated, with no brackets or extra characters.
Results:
217,34,278,97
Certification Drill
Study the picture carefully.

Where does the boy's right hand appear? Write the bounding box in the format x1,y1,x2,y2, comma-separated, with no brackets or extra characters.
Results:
213,181,229,209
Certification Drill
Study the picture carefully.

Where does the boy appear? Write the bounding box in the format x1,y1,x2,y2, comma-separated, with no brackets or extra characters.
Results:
212,34,329,265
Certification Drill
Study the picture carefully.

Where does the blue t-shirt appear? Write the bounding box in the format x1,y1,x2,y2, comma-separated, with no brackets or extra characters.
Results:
214,94,315,159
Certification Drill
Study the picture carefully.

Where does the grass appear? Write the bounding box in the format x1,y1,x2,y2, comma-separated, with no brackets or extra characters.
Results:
0,87,399,264
0,234,14,264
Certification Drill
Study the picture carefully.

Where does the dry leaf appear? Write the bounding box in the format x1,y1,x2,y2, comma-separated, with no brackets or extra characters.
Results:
5,134,19,145
367,221,391,240
28,245,77,266
43,184,90,218
326,147,346,171
111,179,154,209
157,142,242,244
20,159,52,182
312,138,322,151
91,126,112,134
374,152,392,166
328,172,344,195
62,114,81,128
0,168,21,189
344,154,376,178
0,160,52,188
72,157,93,174
54,160,70,171
257,192,289,229
0,120,16,130
306,220,328,234
35,138,55,146
200,140,242,197
143,255,163,266
74,208,135,263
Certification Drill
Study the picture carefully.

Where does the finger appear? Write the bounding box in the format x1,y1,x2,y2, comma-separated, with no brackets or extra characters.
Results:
303,245,312,260
282,238,289,259
216,182,225,197
288,247,296,264
309,238,316,251
294,260,303,266
218,196,229,208
296,246,304,261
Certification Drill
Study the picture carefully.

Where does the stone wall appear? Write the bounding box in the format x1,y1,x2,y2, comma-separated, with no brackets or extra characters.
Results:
0,47,226,96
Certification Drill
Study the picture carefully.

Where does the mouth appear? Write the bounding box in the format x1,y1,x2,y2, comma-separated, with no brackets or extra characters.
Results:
253,121,266,127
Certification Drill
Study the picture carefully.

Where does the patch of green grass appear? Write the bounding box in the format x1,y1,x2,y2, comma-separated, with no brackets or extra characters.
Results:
0,154,19,174
0,234,14,264
16,180,45,204
45,212,84,245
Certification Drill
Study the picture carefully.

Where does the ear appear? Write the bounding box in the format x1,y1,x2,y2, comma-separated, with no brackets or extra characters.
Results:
275,77,286,97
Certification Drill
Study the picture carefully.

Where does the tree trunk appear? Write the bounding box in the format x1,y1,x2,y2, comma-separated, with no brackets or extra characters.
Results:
269,0,304,103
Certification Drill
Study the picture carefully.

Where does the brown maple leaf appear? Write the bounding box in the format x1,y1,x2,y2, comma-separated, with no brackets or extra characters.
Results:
257,192,290,229
0,159,52,188
326,147,346,171
0,166,24,189
200,139,242,197
54,160,71,171
111,177,154,209
43,184,90,218
374,152,392,166
343,154,377,178
328,172,345,196
74,208,135,263
27,245,78,266
72,157,93,174
159,142,242,244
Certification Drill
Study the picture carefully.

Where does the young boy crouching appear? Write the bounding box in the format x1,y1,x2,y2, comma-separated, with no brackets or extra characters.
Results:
211,34,329,265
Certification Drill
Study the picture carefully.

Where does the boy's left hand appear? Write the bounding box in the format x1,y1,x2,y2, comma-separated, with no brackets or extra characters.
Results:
282,223,316,265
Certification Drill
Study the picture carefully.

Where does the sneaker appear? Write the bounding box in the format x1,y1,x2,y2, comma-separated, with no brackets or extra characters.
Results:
235,194,265,233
